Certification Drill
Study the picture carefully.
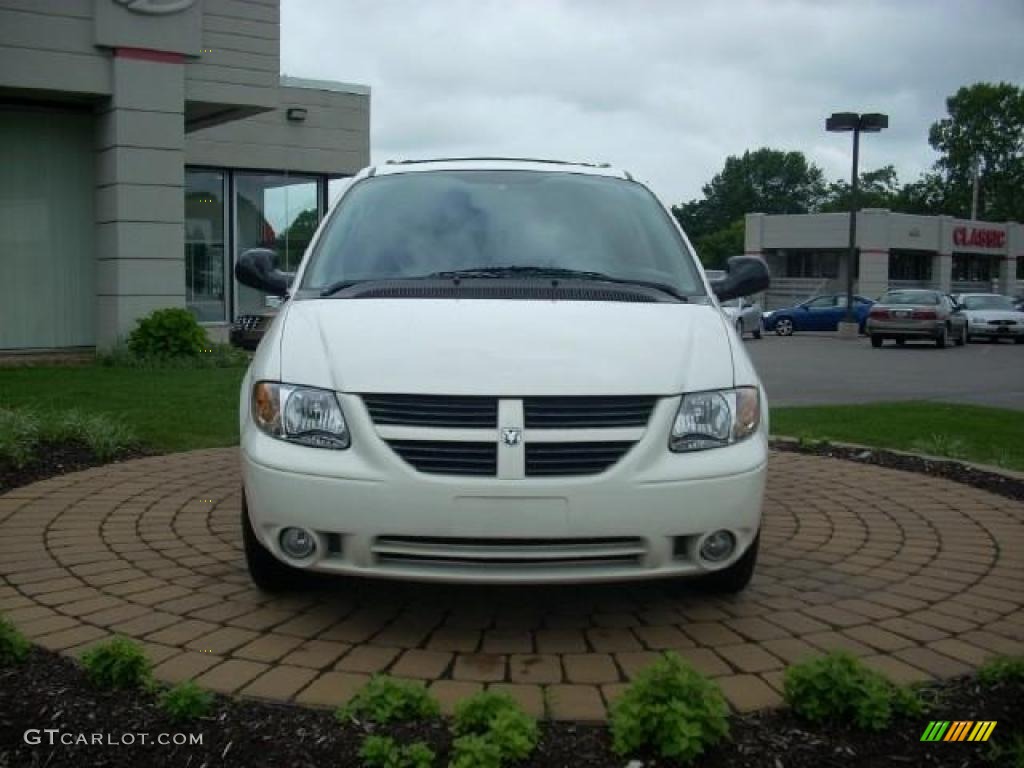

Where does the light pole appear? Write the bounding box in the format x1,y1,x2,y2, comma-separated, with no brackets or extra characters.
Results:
826,111,888,326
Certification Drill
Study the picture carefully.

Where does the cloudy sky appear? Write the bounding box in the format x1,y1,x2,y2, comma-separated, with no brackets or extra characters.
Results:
281,0,1024,204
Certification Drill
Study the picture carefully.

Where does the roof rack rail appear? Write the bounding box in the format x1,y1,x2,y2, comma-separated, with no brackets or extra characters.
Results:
384,157,613,169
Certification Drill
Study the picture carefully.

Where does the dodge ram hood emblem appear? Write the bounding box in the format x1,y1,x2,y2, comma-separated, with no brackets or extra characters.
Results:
501,428,522,447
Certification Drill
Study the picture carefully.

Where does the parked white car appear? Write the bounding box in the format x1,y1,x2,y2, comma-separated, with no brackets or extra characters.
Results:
234,158,770,592
721,296,763,339
957,293,1024,343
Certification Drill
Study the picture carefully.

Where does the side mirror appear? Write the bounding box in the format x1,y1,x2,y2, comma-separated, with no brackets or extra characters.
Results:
711,256,770,303
235,248,291,296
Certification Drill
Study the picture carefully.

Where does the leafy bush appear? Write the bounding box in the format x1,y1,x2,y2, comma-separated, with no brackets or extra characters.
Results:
986,731,1024,768
127,308,210,359
451,691,538,765
610,652,729,763
0,408,137,466
978,655,1024,686
337,676,439,724
0,616,30,665
81,637,152,689
783,651,921,730
449,734,504,768
911,433,967,460
359,735,435,768
99,341,249,369
159,680,214,722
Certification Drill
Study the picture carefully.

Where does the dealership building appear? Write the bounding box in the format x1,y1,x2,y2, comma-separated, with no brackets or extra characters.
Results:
0,0,369,352
745,211,1022,308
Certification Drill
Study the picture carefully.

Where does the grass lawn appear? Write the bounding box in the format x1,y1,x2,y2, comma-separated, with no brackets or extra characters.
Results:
772,401,1024,472
0,365,245,453
3,366,1022,473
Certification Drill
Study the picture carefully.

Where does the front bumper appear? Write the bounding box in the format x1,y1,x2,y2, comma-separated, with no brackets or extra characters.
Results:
240,395,768,584
968,323,1024,337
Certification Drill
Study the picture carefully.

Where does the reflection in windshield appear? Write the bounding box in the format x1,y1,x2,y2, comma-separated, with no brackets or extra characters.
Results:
963,295,1014,311
881,291,939,306
303,170,703,295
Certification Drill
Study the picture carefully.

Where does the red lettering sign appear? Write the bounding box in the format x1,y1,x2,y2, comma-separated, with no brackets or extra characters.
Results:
953,226,1006,249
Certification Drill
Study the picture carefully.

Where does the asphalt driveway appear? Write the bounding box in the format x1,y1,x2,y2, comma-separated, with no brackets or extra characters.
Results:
746,334,1024,410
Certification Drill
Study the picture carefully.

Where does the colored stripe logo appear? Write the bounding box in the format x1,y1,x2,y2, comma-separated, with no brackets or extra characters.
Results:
920,721,997,742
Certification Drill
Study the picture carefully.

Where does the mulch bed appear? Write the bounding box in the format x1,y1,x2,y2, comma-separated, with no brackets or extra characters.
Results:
772,440,1024,503
0,646,1020,767
0,442,150,495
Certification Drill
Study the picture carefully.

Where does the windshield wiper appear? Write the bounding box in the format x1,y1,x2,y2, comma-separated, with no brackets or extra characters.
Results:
320,279,367,297
418,266,689,301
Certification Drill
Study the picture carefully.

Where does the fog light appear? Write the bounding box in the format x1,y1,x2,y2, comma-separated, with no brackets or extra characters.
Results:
279,527,316,559
700,530,735,563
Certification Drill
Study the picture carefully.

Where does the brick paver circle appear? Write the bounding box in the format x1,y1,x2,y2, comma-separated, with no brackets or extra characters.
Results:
1,449,1021,720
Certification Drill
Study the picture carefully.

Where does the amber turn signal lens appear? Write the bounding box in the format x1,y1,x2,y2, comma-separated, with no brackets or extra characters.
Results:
252,381,281,433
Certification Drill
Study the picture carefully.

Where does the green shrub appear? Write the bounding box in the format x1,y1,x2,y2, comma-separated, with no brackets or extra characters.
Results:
99,341,249,369
610,652,729,763
359,735,435,768
337,676,439,724
784,651,921,730
986,731,1024,768
0,616,30,665
159,680,214,722
81,637,152,689
0,409,40,467
449,734,504,768
127,308,210,359
0,407,137,465
451,691,538,764
978,656,1024,686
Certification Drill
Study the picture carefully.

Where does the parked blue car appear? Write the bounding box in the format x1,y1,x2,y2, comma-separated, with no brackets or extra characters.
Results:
763,294,874,335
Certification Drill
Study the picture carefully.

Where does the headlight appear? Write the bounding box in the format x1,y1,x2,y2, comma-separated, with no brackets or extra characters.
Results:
251,381,350,449
670,387,760,452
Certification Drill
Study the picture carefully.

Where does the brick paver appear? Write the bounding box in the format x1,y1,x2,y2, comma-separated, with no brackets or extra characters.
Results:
1,449,1021,721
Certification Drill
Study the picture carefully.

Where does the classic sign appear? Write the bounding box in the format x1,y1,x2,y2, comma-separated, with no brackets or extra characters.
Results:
953,226,1006,249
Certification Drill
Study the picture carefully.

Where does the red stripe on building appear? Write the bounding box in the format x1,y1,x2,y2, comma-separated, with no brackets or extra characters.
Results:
114,47,184,64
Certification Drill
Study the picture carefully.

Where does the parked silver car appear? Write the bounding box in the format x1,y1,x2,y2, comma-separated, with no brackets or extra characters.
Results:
866,289,967,348
721,296,763,339
957,293,1024,344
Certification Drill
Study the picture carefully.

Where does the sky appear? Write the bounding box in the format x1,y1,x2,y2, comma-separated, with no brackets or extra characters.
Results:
281,0,1024,204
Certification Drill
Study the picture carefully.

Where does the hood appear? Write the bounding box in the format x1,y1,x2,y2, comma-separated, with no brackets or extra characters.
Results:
964,309,1024,322
278,299,734,395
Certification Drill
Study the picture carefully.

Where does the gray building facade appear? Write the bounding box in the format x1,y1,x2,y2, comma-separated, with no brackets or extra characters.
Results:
0,0,370,351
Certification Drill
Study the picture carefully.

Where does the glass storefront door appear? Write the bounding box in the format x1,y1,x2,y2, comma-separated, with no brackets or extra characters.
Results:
185,170,228,322
235,173,320,317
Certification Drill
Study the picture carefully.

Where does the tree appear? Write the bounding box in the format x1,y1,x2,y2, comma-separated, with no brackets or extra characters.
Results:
820,165,901,213
692,219,745,269
672,148,827,241
927,82,1024,221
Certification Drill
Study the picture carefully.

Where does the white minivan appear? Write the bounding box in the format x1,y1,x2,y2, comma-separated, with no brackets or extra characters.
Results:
235,158,770,593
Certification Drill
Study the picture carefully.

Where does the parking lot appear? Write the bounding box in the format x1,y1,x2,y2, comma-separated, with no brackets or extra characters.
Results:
746,334,1024,411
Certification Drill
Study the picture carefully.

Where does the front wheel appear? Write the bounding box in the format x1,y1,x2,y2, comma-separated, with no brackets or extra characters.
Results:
701,533,759,594
774,317,794,336
870,335,883,348
935,326,948,349
242,493,301,592
955,325,967,346
753,327,762,340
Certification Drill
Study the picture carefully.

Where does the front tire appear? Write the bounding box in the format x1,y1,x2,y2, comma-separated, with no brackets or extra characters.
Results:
774,317,794,336
870,335,883,348
955,325,966,346
753,327,762,340
936,326,948,349
242,493,301,592
702,534,759,594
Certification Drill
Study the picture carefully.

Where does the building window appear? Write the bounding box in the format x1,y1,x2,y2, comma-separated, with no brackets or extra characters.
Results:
235,172,321,317
889,250,932,281
185,170,227,323
784,250,840,279
952,253,994,283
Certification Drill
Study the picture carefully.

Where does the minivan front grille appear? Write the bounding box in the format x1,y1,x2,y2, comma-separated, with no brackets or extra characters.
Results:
387,440,497,476
372,535,646,569
525,442,633,476
364,394,497,427
523,396,656,428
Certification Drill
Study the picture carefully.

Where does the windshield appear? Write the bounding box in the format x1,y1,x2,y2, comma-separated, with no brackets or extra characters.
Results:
301,170,704,295
880,291,939,306
962,295,1014,311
